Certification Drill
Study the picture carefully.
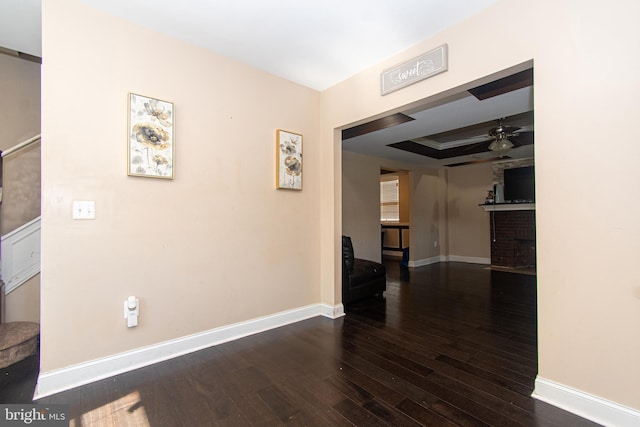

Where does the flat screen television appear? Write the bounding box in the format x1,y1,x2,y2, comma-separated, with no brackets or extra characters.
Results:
504,166,535,202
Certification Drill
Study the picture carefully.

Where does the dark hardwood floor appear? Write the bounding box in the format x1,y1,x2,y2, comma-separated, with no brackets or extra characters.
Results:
9,260,600,426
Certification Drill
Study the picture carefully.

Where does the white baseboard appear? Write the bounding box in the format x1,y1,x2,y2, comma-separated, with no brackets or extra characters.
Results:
409,256,442,268
407,256,490,268
382,250,402,257
321,303,345,319
35,303,344,399
533,377,640,426
446,255,491,265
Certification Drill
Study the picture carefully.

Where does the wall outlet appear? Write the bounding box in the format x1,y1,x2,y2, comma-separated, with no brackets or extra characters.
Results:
434,240,438,248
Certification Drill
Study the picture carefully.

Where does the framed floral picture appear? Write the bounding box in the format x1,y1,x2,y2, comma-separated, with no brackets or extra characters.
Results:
276,129,303,190
128,93,174,179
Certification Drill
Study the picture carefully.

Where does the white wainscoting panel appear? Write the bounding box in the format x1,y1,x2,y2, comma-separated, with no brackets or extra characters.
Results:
1,216,41,294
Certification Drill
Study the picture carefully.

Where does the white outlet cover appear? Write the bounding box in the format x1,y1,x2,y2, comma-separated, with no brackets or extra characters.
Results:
72,201,96,219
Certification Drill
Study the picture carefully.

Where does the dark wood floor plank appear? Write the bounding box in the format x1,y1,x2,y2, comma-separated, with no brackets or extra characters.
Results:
341,322,537,414
361,398,423,426
428,371,539,425
395,398,461,427
275,374,356,426
256,385,302,423
336,339,485,426
333,398,389,427
343,342,523,427
335,362,406,407
435,354,534,398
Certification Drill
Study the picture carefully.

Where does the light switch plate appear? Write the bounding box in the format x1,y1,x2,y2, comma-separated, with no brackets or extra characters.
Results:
72,201,96,219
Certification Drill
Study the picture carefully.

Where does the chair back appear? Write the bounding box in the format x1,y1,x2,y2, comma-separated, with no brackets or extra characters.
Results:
342,236,355,273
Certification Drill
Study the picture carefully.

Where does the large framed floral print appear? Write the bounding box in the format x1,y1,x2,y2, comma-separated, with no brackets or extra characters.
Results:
276,129,303,190
128,93,174,179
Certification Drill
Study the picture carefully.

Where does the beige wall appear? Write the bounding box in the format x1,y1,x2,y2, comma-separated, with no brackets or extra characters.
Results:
0,54,40,151
323,0,640,412
342,155,488,265
0,51,42,325
398,173,409,223
41,0,320,372
2,276,40,323
343,150,442,265
409,169,442,263
1,141,41,235
447,163,492,260
342,151,382,262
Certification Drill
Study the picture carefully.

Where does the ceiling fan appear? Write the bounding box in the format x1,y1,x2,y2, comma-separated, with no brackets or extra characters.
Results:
396,111,534,161
458,115,533,157
487,118,521,155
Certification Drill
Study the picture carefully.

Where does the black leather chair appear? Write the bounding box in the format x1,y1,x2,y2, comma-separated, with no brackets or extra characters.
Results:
342,236,386,305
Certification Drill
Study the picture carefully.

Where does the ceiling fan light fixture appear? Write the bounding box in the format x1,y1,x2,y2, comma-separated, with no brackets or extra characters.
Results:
488,133,514,155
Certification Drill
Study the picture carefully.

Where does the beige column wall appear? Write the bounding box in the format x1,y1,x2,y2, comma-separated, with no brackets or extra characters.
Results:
322,0,640,412
446,163,492,261
342,150,382,262
398,173,410,224
408,169,441,263
3,276,40,323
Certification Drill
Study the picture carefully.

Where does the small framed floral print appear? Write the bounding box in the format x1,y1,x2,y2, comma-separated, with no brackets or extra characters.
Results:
276,129,302,190
128,93,174,179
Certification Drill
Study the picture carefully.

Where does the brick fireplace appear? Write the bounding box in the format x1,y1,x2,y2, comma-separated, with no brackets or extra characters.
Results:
488,208,536,269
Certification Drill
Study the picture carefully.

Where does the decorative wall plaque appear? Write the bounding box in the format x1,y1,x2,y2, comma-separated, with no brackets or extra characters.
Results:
276,129,303,190
128,93,174,179
381,44,448,95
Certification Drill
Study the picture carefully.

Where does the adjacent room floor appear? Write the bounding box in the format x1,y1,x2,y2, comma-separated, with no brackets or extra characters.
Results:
5,260,599,426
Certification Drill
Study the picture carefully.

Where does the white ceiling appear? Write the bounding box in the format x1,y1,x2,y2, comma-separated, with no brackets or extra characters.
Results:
78,0,500,91
0,0,41,57
0,0,499,91
0,0,534,167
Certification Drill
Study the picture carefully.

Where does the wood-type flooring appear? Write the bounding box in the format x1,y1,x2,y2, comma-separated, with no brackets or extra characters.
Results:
23,261,600,425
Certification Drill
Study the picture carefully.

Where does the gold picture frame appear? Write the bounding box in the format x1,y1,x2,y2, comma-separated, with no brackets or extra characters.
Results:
276,129,302,190
128,93,174,179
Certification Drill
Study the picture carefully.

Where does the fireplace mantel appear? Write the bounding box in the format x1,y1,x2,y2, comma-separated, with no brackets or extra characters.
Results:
480,203,535,212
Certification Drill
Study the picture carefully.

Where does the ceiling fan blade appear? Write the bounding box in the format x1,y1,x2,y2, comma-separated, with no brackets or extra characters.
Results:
460,138,492,153
490,124,521,137
509,130,534,147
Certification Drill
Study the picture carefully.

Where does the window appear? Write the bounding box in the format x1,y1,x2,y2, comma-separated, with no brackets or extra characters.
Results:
380,178,399,222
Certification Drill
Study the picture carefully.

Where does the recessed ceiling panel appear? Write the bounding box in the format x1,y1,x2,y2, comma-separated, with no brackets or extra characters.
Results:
416,110,534,145
342,113,415,140
468,68,533,100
